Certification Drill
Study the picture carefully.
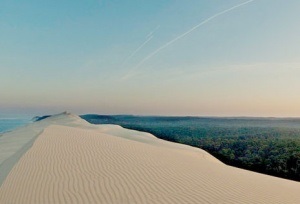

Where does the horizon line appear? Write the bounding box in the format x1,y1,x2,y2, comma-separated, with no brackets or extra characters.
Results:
80,113,300,119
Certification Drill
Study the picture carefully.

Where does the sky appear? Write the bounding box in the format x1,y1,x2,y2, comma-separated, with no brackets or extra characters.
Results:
1,0,300,117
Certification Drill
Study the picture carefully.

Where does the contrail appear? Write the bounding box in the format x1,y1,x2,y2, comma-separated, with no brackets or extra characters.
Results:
121,36,153,66
123,0,254,79
146,25,160,39
121,26,160,67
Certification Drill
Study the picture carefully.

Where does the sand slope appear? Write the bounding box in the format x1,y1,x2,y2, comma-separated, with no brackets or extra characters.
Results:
0,113,299,204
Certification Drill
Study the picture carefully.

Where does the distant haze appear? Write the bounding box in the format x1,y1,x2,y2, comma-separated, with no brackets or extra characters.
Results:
1,0,300,117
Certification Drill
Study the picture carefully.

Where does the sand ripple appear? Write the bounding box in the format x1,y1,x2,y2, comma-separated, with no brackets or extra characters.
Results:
0,124,300,204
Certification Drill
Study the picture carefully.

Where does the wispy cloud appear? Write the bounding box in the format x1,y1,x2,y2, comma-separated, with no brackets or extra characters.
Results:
123,0,255,80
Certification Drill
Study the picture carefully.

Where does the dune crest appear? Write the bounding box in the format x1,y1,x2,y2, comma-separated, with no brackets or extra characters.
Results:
0,113,299,204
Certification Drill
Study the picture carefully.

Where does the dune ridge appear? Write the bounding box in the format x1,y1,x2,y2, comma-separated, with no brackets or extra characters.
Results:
0,113,300,204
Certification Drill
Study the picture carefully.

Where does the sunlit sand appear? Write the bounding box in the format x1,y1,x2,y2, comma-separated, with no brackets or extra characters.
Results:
0,113,299,204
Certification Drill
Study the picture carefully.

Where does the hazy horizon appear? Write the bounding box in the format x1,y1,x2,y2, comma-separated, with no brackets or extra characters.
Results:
3,110,300,120
1,0,300,117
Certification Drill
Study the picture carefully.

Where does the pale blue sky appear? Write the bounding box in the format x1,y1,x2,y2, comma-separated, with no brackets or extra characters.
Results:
1,0,300,117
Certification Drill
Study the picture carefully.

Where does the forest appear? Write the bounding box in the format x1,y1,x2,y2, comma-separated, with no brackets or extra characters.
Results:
81,115,300,181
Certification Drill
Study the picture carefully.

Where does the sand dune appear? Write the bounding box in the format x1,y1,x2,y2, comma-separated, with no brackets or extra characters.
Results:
0,113,300,203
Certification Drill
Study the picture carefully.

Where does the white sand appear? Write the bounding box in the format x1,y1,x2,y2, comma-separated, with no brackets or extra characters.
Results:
0,113,299,204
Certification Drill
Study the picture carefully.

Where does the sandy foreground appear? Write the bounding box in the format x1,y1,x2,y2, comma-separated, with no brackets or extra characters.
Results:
0,113,299,204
